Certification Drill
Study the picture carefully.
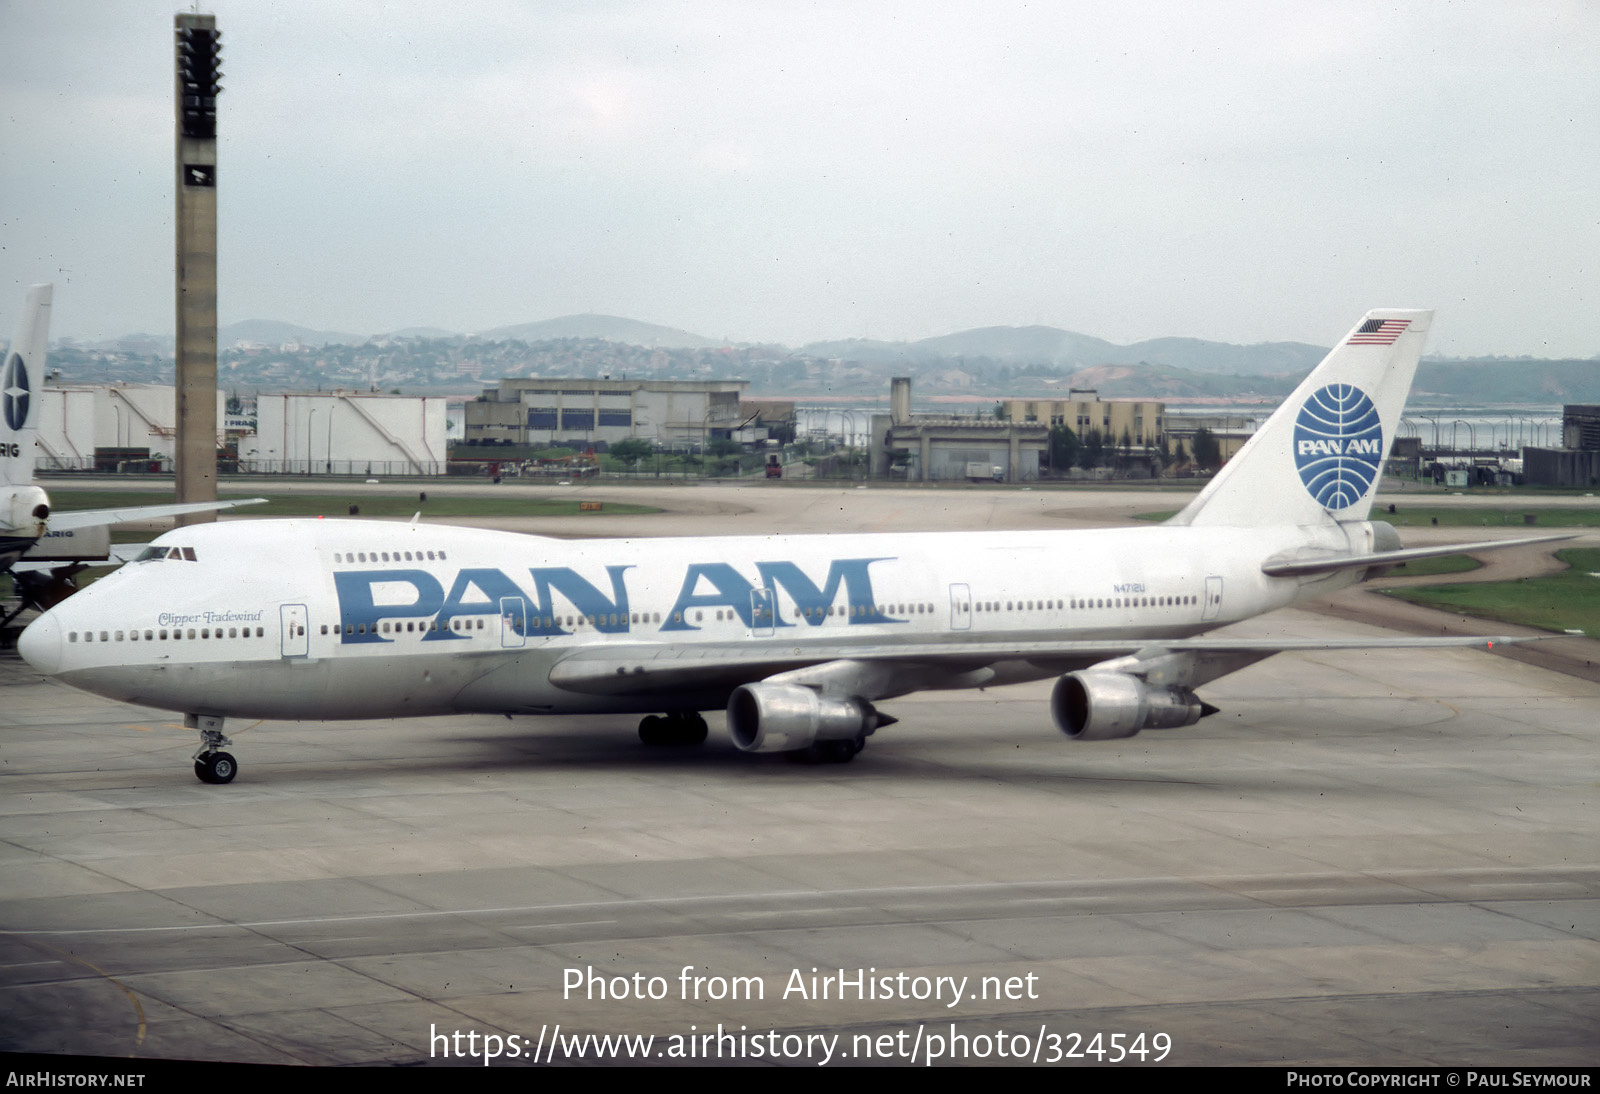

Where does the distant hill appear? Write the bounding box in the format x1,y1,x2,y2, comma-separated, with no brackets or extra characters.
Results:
479,314,723,348
383,326,458,340
1413,359,1600,403
46,312,1598,405
1118,336,1326,376
219,319,366,348
802,325,1328,376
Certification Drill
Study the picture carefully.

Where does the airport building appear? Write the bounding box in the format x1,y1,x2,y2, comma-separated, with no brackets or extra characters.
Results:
1002,391,1167,448
1523,404,1600,486
32,384,226,471
466,378,749,450
239,393,449,475
879,378,1047,481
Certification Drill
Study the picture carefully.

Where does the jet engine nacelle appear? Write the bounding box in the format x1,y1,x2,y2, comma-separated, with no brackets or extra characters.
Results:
1051,671,1208,741
727,682,877,753
5,486,50,538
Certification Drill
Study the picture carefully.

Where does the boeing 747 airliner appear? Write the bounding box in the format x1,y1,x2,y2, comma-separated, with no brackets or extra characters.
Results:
16,308,1563,782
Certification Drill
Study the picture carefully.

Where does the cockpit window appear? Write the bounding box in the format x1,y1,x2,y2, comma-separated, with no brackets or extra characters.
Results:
135,545,199,562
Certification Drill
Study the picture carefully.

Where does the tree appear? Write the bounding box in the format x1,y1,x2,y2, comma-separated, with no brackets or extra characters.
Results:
1079,429,1105,471
609,438,653,464
1048,424,1079,473
1192,427,1221,470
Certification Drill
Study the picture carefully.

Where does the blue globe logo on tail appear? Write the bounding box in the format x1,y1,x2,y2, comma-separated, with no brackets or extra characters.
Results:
3,352,29,432
1293,384,1383,510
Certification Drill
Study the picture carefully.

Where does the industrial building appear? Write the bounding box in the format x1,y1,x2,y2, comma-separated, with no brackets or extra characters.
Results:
1523,404,1600,486
239,393,449,475
465,379,750,449
32,384,225,471
1002,391,1167,448
878,378,1047,481
29,385,447,477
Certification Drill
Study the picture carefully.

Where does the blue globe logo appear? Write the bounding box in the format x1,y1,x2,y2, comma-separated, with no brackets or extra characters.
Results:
1293,384,1383,510
2,352,28,432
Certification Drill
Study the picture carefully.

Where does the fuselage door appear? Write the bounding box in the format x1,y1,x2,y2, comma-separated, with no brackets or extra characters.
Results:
749,587,775,637
500,597,527,649
1202,576,1224,622
280,603,309,658
949,583,972,631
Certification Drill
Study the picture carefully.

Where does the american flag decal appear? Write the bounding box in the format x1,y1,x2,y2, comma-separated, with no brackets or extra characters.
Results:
1347,318,1410,345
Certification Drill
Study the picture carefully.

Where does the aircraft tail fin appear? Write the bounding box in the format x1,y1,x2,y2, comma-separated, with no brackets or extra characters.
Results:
1168,308,1432,529
2,284,52,488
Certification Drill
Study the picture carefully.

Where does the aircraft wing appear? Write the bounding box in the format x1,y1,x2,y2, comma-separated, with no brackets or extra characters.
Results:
47,497,268,532
545,633,1534,699
10,541,145,574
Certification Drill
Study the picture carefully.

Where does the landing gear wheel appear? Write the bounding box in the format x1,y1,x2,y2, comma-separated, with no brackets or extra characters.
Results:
195,751,238,784
680,713,709,746
795,736,862,764
639,712,709,747
188,715,237,784
638,715,667,746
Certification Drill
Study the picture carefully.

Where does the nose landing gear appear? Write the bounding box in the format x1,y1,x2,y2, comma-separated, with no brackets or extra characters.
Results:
188,713,237,784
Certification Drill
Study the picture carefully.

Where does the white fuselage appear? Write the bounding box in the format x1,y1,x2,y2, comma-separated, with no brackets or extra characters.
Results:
18,517,1368,721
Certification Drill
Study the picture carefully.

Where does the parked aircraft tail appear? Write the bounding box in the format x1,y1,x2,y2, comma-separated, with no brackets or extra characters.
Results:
1169,308,1432,529
2,284,51,488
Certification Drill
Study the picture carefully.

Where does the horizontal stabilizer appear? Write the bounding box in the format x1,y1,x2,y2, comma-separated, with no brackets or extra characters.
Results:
1261,533,1575,578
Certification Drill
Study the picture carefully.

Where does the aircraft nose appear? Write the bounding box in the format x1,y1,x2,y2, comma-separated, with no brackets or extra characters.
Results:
18,611,62,675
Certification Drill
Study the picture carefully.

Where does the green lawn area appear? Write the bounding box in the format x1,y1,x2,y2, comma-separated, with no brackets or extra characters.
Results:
43,489,659,520
1381,547,1600,636
1377,507,1600,529
1138,506,1600,527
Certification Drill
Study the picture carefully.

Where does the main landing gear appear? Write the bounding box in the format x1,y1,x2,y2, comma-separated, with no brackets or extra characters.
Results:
796,734,866,764
638,711,709,747
188,713,238,784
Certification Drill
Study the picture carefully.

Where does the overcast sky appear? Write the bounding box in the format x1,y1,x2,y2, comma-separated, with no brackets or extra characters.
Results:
2,1,1596,357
